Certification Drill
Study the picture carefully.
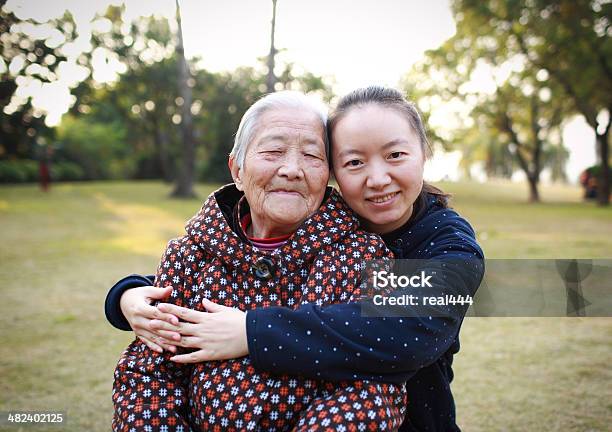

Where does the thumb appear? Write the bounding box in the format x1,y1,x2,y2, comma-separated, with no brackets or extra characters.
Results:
202,298,226,313
148,285,173,300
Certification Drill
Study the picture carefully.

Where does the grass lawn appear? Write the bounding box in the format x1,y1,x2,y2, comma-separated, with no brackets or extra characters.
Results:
0,180,610,431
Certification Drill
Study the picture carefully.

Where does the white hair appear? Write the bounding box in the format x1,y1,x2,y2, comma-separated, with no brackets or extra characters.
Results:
229,91,329,169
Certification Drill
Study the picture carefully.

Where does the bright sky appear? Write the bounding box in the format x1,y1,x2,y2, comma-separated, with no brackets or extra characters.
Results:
3,0,456,121
3,0,596,182
178,0,456,95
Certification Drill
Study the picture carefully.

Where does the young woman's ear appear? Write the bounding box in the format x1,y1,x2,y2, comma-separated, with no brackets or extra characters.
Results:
228,157,244,191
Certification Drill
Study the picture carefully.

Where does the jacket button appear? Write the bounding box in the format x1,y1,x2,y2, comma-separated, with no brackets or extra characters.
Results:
394,238,404,248
252,257,274,280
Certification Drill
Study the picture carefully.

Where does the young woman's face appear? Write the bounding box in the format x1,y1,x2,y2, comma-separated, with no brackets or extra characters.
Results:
331,104,425,234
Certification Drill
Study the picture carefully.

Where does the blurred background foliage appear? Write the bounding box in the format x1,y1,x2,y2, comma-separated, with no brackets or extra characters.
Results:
402,0,610,203
0,2,333,185
0,0,610,204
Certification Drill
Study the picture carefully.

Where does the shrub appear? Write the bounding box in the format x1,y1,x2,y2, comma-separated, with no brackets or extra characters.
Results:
0,159,39,183
50,162,86,181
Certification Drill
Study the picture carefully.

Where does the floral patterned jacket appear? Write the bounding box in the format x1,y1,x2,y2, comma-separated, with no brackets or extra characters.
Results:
112,184,396,431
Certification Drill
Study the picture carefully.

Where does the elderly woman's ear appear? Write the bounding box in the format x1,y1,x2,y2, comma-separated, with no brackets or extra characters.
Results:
228,157,244,191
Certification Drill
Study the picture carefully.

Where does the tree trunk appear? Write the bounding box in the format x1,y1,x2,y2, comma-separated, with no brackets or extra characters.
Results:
171,0,196,198
155,129,173,183
596,120,610,206
266,0,278,93
527,175,540,203
500,108,542,203
150,114,173,182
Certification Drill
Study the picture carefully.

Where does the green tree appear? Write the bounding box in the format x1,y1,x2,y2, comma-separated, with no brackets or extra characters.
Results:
454,0,611,204
55,114,128,180
76,6,183,182
70,56,182,181
487,80,567,202
403,5,573,202
78,4,333,186
199,62,333,183
0,0,78,160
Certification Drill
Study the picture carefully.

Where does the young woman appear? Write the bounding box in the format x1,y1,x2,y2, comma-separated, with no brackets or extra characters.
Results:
107,86,484,431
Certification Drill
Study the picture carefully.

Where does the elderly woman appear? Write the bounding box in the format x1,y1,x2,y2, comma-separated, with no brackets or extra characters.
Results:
111,92,406,431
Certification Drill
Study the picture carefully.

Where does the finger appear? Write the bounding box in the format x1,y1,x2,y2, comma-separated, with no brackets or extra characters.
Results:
147,334,178,353
149,319,181,333
140,304,180,325
170,350,209,363
174,335,201,348
147,320,199,337
155,310,180,326
146,285,173,300
138,336,163,353
138,322,181,345
148,335,178,352
137,330,176,352
137,330,178,349
156,340,177,353
150,320,200,338
201,298,227,313
150,327,182,342
157,303,203,323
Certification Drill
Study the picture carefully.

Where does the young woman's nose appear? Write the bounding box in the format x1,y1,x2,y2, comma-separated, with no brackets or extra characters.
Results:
365,162,392,189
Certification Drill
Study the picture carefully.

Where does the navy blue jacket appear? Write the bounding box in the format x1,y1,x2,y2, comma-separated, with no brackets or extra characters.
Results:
105,192,484,432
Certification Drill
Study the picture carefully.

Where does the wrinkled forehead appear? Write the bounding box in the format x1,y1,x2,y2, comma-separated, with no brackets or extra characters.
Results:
250,108,326,149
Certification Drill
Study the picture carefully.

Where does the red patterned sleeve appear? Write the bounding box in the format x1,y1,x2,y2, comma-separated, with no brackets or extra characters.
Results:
112,239,193,431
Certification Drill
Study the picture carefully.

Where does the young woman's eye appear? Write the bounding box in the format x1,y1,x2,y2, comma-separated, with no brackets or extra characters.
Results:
346,159,363,167
389,151,405,159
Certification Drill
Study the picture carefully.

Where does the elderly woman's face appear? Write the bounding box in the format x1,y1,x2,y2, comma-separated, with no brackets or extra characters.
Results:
232,107,329,237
